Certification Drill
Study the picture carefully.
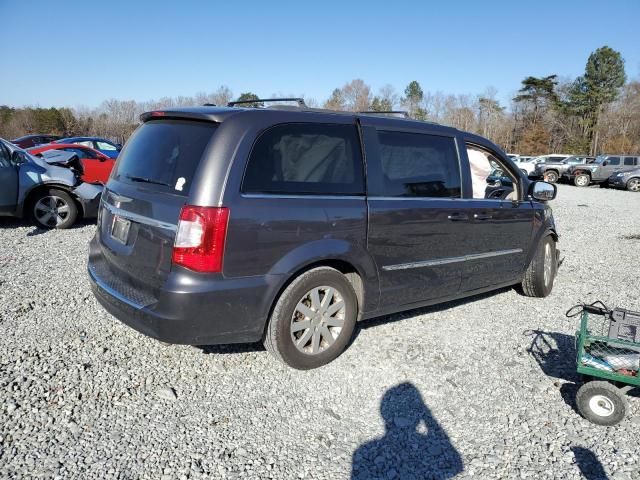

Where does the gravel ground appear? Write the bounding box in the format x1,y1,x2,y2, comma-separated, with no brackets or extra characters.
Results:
1,185,639,480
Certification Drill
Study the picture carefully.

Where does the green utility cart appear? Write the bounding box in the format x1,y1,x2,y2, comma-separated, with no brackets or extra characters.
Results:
568,302,640,426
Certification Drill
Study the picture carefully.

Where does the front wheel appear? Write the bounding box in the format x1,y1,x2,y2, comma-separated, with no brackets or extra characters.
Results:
521,235,556,297
627,178,640,192
543,171,559,183
30,188,78,229
263,267,358,369
574,174,590,187
576,381,628,426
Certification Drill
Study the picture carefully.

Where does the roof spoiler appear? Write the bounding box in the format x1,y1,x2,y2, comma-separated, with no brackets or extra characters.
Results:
227,97,307,108
359,110,410,118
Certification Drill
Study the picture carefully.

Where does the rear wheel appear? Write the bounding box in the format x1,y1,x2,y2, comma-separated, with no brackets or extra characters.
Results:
30,188,78,229
264,267,358,369
576,381,628,426
627,178,640,192
574,174,590,187
543,170,559,183
521,235,556,297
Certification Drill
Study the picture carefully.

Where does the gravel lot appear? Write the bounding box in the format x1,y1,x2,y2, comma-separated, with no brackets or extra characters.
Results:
1,185,639,480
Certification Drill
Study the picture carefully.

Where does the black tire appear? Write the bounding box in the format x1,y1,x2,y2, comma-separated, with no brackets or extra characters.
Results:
30,188,78,229
574,173,590,187
599,181,608,188
521,235,556,297
626,177,640,192
543,170,559,183
264,267,358,370
576,381,628,426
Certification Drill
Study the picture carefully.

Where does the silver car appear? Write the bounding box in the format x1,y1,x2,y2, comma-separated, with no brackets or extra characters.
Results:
0,138,102,228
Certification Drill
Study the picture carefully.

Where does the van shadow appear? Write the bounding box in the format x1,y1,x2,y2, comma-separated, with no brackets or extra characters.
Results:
197,342,265,355
352,287,511,343
352,382,463,480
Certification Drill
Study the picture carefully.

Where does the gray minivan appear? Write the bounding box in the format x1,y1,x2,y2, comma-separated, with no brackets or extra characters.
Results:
88,103,559,369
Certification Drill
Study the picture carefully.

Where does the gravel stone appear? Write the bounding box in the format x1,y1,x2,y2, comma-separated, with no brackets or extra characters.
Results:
1,186,639,479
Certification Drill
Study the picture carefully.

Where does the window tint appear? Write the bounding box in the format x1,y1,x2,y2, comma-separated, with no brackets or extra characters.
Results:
607,157,620,165
376,131,460,198
624,157,636,166
242,123,364,195
0,143,10,167
97,141,117,151
114,120,216,195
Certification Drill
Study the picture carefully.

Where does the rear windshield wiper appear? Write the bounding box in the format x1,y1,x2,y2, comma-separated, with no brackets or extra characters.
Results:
125,175,171,187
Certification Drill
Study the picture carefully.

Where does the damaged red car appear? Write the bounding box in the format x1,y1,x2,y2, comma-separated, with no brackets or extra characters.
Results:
28,143,115,184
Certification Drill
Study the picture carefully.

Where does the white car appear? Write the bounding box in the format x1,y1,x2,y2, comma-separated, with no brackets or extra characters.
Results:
519,154,572,176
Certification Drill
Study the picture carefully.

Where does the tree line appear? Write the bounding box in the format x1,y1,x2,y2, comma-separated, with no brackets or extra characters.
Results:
1,45,637,155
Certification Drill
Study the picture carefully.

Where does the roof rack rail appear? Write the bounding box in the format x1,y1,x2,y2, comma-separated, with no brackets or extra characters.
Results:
227,97,307,108
359,110,410,118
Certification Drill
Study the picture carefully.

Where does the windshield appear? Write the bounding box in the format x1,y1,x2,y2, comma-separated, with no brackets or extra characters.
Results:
113,119,216,195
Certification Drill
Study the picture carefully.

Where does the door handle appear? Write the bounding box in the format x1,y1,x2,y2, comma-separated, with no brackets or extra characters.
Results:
447,213,469,221
473,213,493,220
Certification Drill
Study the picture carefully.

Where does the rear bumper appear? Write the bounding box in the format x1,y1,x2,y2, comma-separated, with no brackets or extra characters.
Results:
88,238,282,345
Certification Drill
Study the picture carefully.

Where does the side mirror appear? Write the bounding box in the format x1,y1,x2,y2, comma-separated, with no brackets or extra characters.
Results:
11,151,26,165
602,161,608,166
531,181,557,201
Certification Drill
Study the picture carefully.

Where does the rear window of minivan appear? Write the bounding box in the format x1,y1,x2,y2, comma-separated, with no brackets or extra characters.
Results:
113,119,216,195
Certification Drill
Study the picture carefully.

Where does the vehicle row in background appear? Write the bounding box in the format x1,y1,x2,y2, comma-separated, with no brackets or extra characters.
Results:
10,135,122,158
566,155,640,189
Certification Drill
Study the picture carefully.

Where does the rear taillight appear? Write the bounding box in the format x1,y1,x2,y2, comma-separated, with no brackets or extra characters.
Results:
172,206,229,273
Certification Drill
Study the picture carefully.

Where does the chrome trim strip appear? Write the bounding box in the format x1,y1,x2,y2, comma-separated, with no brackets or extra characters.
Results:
241,193,365,200
382,248,523,271
102,202,177,231
88,265,147,310
367,196,461,202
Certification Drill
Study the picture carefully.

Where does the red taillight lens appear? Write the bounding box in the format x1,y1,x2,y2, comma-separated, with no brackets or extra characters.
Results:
172,206,229,273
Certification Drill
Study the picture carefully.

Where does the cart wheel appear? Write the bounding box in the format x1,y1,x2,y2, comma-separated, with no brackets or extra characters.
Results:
576,381,628,426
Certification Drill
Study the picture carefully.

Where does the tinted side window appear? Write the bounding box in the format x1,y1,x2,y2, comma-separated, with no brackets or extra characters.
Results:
607,157,620,165
242,123,364,195
0,143,10,167
624,157,636,166
376,131,461,198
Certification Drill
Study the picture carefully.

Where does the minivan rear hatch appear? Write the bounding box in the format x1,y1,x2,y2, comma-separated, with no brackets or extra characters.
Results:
93,119,217,299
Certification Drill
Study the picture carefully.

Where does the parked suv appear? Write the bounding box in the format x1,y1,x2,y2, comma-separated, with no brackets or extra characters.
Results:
566,155,640,187
88,104,559,369
519,154,572,177
532,155,595,183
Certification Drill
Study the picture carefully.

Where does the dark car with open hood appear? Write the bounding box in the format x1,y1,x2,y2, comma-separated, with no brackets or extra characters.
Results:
88,99,560,369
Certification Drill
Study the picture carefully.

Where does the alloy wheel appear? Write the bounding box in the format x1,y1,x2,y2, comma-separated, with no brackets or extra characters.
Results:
290,286,345,355
34,196,71,227
628,178,640,192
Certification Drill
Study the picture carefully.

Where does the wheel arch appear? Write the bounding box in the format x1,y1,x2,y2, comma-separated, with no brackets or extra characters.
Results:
21,183,86,219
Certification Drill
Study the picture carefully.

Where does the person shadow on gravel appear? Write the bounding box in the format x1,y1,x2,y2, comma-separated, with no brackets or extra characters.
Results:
351,382,463,480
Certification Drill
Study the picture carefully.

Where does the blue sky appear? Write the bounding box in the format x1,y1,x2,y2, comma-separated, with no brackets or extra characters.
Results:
1,0,638,109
